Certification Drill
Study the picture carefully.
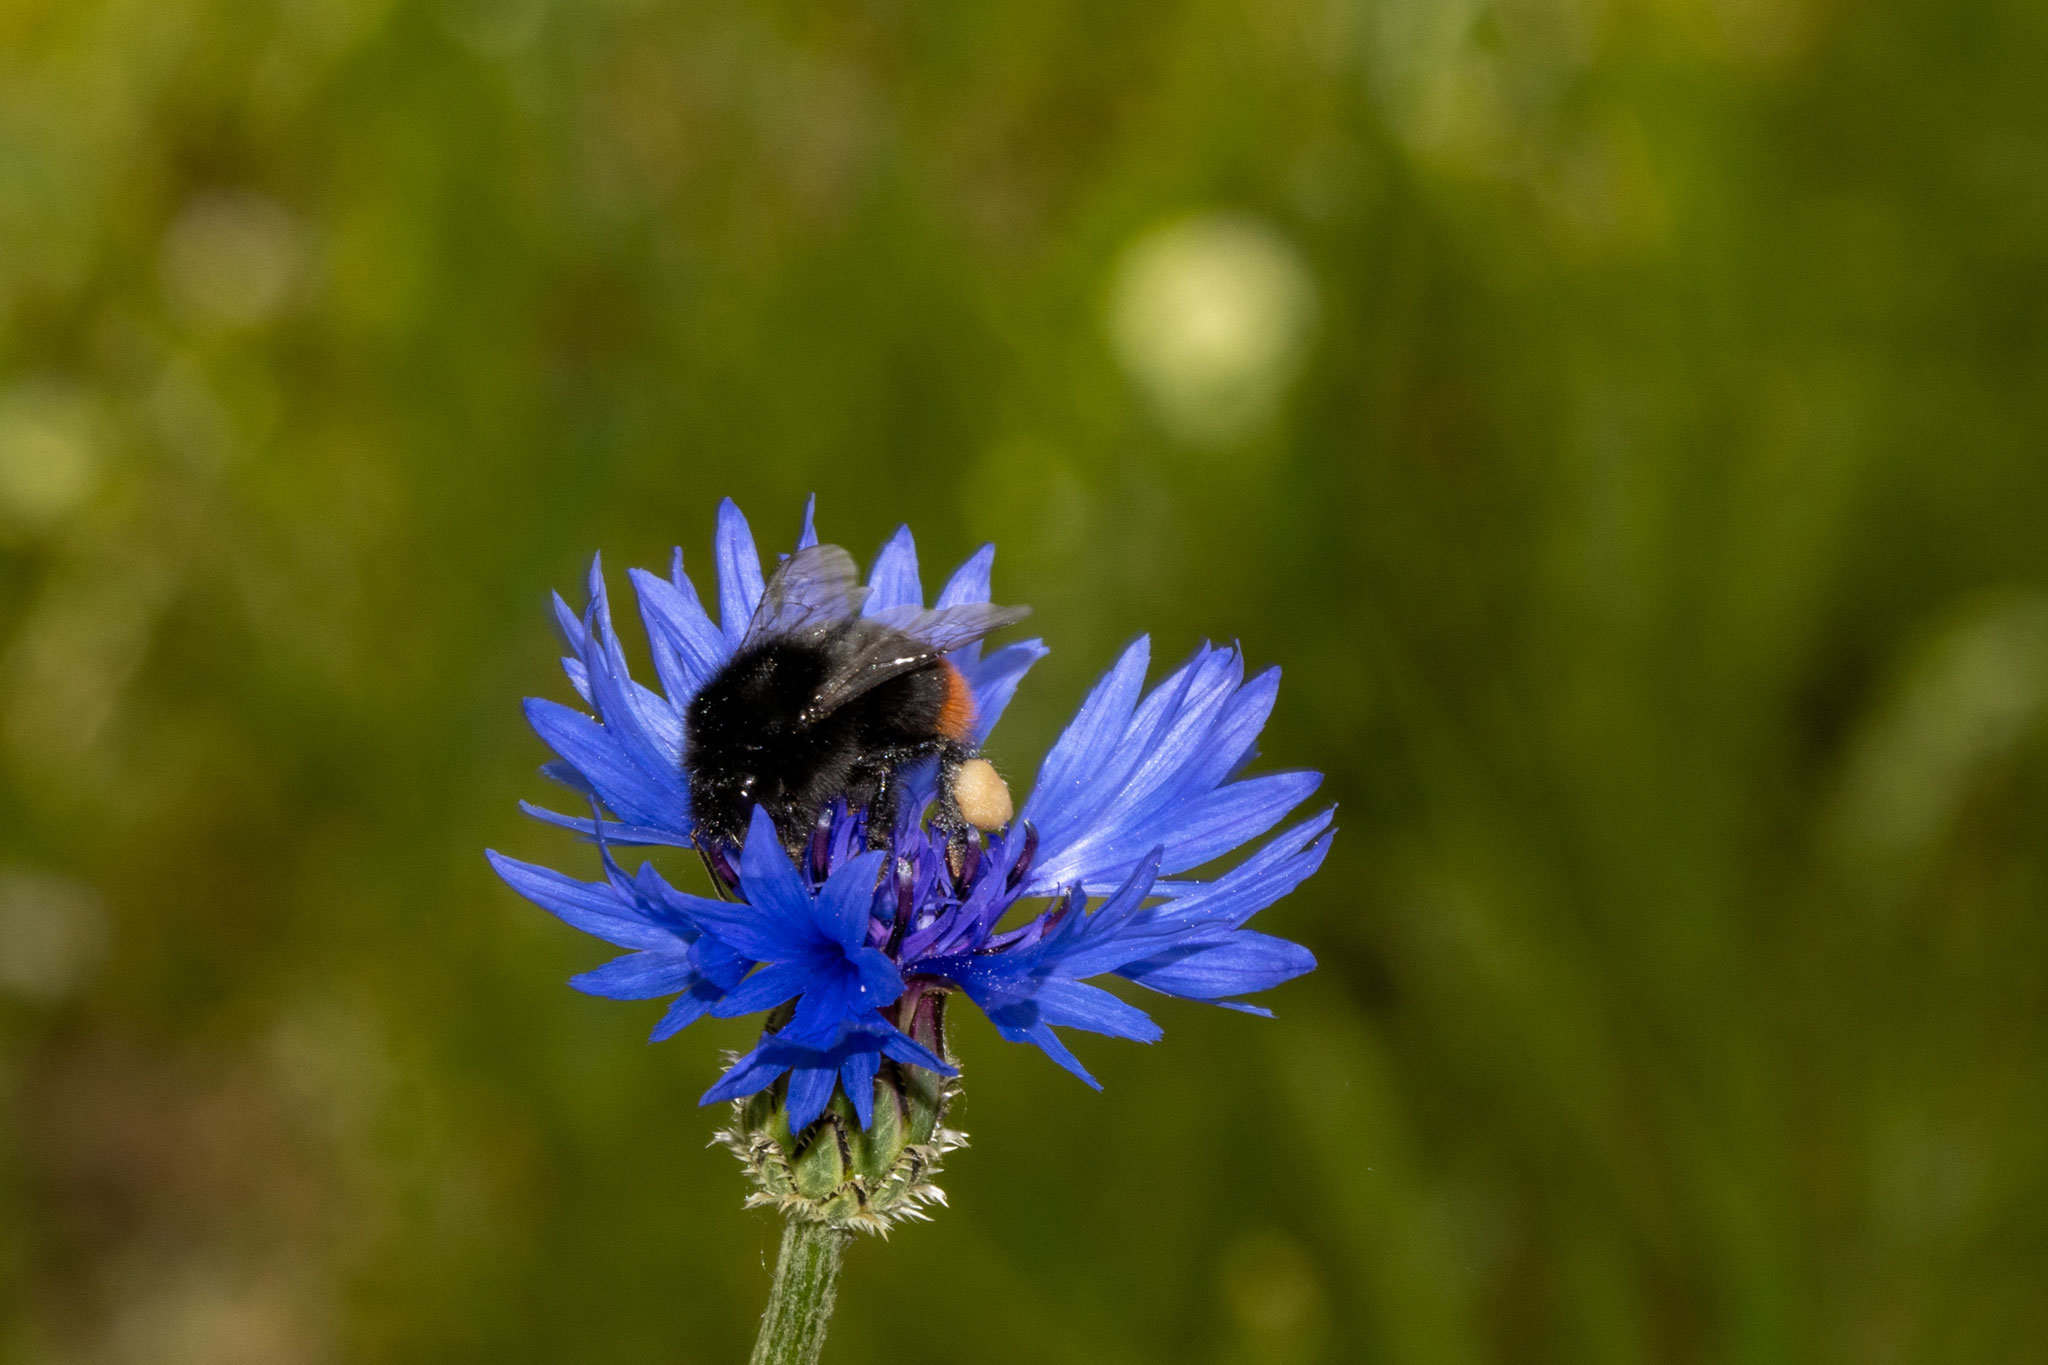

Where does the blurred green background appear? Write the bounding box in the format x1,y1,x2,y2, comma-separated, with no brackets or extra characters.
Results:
3,0,2047,1360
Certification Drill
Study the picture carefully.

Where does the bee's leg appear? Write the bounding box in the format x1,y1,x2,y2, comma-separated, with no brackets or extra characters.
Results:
929,741,972,847
862,764,897,848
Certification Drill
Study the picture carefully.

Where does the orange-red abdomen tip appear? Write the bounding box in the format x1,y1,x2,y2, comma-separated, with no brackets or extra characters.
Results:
937,659,977,741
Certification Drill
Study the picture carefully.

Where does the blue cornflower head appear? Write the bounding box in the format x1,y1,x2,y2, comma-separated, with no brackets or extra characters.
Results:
489,499,1328,1144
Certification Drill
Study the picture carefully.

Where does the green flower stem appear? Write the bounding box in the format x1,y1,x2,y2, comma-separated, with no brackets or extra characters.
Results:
749,1218,852,1365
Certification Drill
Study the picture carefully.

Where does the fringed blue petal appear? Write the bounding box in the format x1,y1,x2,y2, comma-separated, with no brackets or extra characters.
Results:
714,498,765,648
961,638,1048,744
711,961,814,1016
934,542,995,610
522,698,676,830
576,559,687,785
839,1047,880,1129
737,805,812,920
1119,932,1317,1001
1021,641,1319,894
696,1017,957,1127
630,561,726,702
650,987,723,1041
1021,636,1152,844
570,951,703,1000
487,851,686,951
864,524,923,614
785,1065,839,1134
517,801,696,848
1029,978,1162,1042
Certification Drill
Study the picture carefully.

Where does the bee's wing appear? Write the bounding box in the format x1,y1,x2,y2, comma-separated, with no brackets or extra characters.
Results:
742,544,869,648
804,602,1031,719
871,602,1033,655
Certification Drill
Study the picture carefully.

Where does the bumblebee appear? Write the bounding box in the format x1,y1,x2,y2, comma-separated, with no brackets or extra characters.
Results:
684,543,1027,850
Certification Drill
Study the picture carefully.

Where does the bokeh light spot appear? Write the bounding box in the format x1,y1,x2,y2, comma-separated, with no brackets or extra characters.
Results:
1107,213,1319,449
0,379,102,532
0,867,109,1003
161,192,305,330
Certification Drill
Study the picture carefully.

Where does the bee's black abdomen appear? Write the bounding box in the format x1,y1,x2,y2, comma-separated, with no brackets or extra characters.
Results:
685,638,832,847
685,627,956,849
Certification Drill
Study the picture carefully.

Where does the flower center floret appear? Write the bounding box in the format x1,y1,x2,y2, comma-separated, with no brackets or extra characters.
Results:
691,810,910,1046
695,797,1044,1024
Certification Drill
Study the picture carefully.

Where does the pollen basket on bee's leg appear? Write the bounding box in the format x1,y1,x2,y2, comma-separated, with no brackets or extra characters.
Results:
953,758,1013,832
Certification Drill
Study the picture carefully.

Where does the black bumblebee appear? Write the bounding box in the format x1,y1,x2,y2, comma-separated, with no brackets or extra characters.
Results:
684,543,1028,851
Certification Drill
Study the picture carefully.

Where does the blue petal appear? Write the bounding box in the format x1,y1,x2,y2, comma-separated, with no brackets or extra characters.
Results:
1029,978,1162,1041
845,945,906,1009
985,1008,1101,1089
1020,639,1321,895
696,1015,957,1124
815,849,888,946
559,655,592,704
552,589,590,654
1152,809,1335,929
689,892,817,967
630,561,727,702
522,697,677,829
487,851,683,951
518,801,695,848
578,561,686,780
1121,932,1317,1000
840,1047,879,1129
700,1043,791,1105
928,954,1135,1077
1173,665,1281,794
1026,851,1165,978
1025,1023,1100,1088
934,543,994,610
553,592,594,702
961,638,1048,744
864,524,923,614
570,951,703,1000
715,499,765,648
1023,636,1150,826
712,960,816,1016
688,930,754,991
1145,772,1323,876
1052,647,1229,834
538,760,596,797
650,988,722,1041
738,805,813,919
689,824,883,968
1107,648,1250,812
796,494,819,551
874,1023,954,1075
786,1065,840,1133
783,969,862,1042
1047,775,1318,897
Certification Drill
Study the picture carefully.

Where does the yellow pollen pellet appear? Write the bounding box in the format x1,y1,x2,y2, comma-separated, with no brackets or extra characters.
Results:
954,758,1013,831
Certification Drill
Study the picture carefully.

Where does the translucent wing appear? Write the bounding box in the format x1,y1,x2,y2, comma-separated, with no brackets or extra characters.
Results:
742,544,868,649
804,602,1032,721
870,602,1033,655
